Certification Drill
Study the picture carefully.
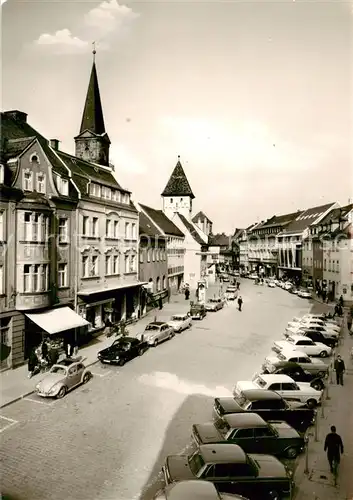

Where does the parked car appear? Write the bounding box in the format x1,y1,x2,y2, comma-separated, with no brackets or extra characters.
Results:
35,356,91,399
97,336,149,365
291,314,340,328
168,313,192,333
260,361,325,391
287,330,337,349
288,287,299,295
225,287,237,300
153,480,248,500
297,289,311,299
248,273,258,280
268,280,276,288
234,374,322,408
190,303,207,320
163,444,293,500
288,319,340,334
214,389,316,433
273,335,332,358
264,350,328,378
193,412,304,459
143,321,175,346
205,298,224,312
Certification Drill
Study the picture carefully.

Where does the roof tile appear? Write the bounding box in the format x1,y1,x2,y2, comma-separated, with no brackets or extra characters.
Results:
161,158,195,198
140,203,184,237
178,213,206,245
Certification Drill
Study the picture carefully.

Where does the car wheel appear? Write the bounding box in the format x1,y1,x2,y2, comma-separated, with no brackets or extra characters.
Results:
317,371,326,378
285,446,299,459
118,358,126,366
83,372,91,384
154,339,158,347
138,348,145,356
56,386,67,399
268,490,280,500
307,398,317,409
312,380,324,391
320,350,328,358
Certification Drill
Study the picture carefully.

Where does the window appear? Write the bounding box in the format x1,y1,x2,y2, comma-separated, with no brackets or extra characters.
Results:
254,427,273,438
0,265,3,294
32,264,40,291
130,255,136,273
147,249,151,262
131,223,137,240
61,179,69,196
105,255,112,275
58,263,67,288
106,219,112,238
114,220,119,238
269,383,281,391
156,248,159,262
0,212,4,241
24,264,31,292
102,186,112,200
58,218,68,243
23,171,33,191
162,276,166,289
234,428,254,438
82,256,89,277
113,255,119,274
152,249,155,262
156,276,161,292
35,173,45,193
83,216,89,236
125,222,130,239
139,250,143,263
32,214,40,241
89,183,101,197
23,264,49,292
124,255,129,273
282,383,298,390
92,217,99,237
91,255,99,276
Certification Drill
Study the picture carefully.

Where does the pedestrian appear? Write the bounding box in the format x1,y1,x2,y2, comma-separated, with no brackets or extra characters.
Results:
237,282,240,290
324,425,344,473
334,355,345,385
237,296,243,311
27,349,38,378
333,304,339,318
322,290,326,303
339,295,344,307
185,287,190,300
41,338,49,363
338,303,343,316
158,297,163,310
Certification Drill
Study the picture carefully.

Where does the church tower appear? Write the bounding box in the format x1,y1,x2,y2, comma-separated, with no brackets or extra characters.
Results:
74,47,111,166
161,156,195,220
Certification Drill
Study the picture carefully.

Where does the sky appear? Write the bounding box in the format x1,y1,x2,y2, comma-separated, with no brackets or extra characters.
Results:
2,0,353,233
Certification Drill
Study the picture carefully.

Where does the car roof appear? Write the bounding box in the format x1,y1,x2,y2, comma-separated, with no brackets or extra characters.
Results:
114,336,136,343
272,361,302,370
171,313,187,317
287,334,310,342
225,413,267,428
199,444,247,464
259,374,295,383
165,480,223,500
58,357,83,367
147,321,165,326
280,348,309,358
241,389,283,401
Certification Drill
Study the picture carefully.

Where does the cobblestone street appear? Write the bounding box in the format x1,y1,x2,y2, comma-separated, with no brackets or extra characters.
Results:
0,281,323,500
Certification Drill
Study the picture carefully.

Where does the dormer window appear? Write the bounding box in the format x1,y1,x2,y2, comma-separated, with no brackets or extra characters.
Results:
36,173,46,193
61,179,69,196
23,170,33,191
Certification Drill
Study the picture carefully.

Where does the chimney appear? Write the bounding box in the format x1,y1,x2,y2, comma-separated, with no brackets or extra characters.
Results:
50,139,60,150
4,110,27,123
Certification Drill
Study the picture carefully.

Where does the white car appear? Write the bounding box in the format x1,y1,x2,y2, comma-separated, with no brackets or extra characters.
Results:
264,349,329,377
273,335,332,358
249,273,258,280
225,287,237,300
167,313,192,333
268,281,276,288
288,319,340,334
234,374,322,408
297,289,311,298
287,323,339,339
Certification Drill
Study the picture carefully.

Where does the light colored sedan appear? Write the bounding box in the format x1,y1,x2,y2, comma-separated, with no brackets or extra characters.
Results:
264,349,328,377
205,297,224,311
273,335,332,358
35,356,91,399
143,321,175,346
288,319,340,334
297,289,311,298
168,313,192,333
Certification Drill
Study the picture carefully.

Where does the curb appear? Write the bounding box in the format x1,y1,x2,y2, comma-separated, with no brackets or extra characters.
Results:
0,358,100,410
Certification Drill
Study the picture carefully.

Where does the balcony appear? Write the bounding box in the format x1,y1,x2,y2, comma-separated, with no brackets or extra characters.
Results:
16,291,51,311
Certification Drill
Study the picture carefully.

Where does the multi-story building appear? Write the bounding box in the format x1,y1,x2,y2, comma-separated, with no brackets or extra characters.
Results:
247,212,299,277
238,223,261,274
161,157,208,289
306,203,353,303
208,233,233,268
137,207,168,312
0,55,145,369
192,211,213,236
278,202,338,285
231,228,245,270
139,203,185,294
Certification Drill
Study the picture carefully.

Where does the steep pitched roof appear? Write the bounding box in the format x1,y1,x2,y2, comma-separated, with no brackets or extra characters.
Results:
79,61,106,135
139,211,163,238
178,213,206,245
315,203,353,226
139,203,184,237
192,211,212,223
280,203,336,235
209,233,231,246
254,211,301,231
161,157,195,198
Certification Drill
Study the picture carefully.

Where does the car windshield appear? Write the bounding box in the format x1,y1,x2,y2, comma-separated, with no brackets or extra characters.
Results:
145,325,160,331
171,316,183,321
188,452,205,476
254,376,267,388
50,366,67,375
209,299,219,303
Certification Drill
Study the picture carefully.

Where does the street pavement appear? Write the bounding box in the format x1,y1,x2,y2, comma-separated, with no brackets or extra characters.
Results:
0,281,335,500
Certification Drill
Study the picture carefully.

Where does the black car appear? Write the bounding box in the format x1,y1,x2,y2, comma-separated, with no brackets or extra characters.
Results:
163,444,293,500
213,389,316,433
153,480,248,500
193,412,305,459
300,330,337,348
97,336,149,365
261,361,325,391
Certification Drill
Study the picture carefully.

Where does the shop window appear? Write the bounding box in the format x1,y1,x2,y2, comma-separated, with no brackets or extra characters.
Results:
58,263,67,287
0,317,10,345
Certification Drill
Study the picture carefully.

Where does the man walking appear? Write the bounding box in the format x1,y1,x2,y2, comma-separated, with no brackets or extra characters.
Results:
334,355,345,385
237,295,243,311
324,425,344,472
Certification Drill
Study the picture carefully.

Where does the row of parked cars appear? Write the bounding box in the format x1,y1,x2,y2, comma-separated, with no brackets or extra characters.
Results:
153,312,341,500
275,280,312,299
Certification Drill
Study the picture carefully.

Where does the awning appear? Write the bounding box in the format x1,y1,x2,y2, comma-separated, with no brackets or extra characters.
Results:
26,307,90,335
78,281,148,297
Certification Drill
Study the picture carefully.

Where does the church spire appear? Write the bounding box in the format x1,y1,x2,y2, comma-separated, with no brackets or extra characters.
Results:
79,45,106,135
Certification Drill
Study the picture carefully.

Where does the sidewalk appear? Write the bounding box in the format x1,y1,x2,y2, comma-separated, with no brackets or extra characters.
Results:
0,287,220,410
293,312,353,500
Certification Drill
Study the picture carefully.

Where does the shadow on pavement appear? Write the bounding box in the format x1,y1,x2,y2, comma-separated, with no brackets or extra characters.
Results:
139,393,214,500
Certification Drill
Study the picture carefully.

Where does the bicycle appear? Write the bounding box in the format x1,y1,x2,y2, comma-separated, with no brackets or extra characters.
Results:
331,457,339,487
